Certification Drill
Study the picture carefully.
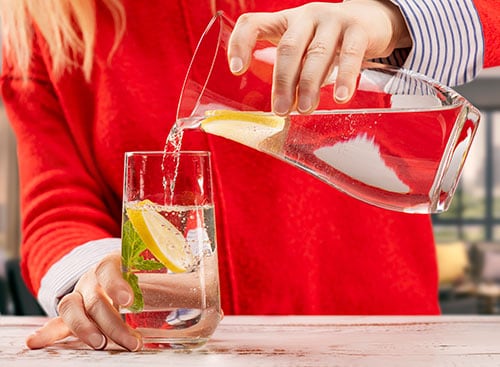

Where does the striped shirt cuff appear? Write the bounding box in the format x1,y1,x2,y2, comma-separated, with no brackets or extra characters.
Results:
38,238,121,317
390,0,484,86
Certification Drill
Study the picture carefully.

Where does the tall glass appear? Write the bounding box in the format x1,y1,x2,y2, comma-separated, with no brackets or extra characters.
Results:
121,151,221,349
175,12,481,214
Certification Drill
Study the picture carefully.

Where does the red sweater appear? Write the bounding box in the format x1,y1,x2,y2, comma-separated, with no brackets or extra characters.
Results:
475,0,500,68
1,0,498,315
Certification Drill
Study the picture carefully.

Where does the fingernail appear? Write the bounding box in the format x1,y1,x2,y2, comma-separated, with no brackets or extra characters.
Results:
335,85,349,102
125,336,141,352
273,96,289,115
89,333,106,350
230,57,243,74
298,95,312,113
118,291,132,306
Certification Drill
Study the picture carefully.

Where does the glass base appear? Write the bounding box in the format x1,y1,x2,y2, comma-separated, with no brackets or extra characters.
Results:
123,307,221,350
142,337,209,350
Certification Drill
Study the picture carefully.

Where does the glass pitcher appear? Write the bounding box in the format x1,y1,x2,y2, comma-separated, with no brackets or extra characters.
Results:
174,12,481,214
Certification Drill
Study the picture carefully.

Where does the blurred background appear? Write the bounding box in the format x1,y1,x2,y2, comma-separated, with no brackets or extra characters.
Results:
0,58,500,315
433,67,500,314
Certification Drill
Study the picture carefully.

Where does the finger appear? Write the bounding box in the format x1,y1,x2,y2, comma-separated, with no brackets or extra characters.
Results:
57,291,108,350
94,253,133,308
77,278,142,351
272,18,315,115
297,22,341,114
228,12,284,75
335,24,369,103
26,317,72,349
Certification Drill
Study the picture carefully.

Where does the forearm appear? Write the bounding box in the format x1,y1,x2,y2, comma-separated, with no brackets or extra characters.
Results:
2,45,121,307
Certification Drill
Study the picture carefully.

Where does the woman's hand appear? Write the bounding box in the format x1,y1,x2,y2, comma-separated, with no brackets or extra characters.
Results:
25,253,142,351
228,0,411,114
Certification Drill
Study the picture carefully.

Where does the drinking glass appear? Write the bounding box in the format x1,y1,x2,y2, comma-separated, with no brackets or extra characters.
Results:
121,151,221,349
175,12,481,214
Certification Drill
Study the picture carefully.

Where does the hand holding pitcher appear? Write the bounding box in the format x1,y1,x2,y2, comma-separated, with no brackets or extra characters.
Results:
227,1,412,113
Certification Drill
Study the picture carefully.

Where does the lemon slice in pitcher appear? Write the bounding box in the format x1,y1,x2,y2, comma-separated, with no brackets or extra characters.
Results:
201,110,286,149
126,200,194,273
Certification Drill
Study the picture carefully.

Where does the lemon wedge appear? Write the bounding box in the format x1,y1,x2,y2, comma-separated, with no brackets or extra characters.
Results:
126,200,194,273
201,110,286,150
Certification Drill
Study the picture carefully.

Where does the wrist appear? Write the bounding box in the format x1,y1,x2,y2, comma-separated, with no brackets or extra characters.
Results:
377,0,412,49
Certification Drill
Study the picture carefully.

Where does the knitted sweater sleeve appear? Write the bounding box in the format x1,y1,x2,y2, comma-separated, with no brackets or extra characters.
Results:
0,37,121,314
474,0,500,68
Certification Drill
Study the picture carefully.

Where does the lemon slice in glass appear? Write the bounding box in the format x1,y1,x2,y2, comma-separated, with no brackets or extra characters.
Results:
126,200,194,273
201,110,286,149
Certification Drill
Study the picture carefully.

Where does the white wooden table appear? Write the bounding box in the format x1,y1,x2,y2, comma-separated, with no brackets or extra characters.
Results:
2,315,500,366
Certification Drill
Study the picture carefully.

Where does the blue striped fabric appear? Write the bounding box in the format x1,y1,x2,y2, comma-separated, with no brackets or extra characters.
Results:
389,0,484,86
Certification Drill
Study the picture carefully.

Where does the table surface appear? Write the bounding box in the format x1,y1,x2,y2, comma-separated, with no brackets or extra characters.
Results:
2,315,500,366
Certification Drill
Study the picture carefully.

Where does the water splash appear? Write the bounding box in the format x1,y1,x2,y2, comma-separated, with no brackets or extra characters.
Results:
162,121,184,205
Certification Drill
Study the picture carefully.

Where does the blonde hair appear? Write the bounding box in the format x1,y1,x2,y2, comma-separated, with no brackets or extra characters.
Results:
0,0,125,81
0,0,249,81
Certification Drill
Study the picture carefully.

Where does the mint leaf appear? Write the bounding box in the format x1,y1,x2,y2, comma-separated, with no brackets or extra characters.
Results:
122,220,146,269
123,272,143,312
122,219,147,312
134,258,165,271
122,218,165,271
121,218,165,313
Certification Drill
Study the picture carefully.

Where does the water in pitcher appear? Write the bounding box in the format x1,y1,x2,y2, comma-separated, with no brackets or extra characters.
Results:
173,103,473,213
